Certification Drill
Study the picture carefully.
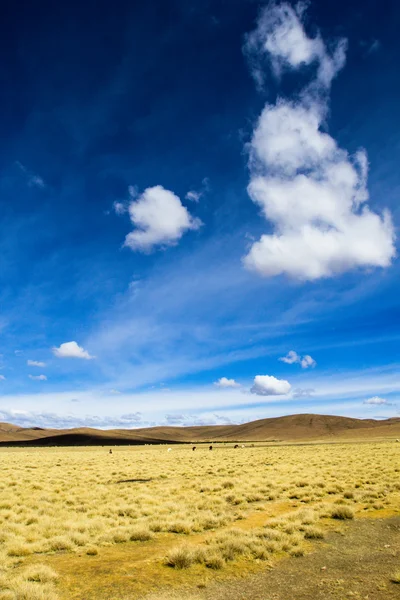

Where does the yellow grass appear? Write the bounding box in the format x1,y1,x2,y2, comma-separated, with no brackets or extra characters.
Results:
0,441,399,598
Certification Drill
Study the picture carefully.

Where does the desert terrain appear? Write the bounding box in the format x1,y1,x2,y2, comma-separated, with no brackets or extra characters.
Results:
1,414,400,446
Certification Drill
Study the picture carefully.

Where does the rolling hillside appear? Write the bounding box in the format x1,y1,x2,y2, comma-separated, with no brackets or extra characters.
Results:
0,414,400,445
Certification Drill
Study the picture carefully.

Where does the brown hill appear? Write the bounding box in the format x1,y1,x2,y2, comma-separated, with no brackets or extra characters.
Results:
1,414,400,446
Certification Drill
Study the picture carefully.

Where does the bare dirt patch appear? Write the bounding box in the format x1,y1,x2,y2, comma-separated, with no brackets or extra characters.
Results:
151,516,400,600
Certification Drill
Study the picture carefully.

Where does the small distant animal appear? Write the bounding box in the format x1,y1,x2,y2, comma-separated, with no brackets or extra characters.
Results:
109,449,112,454
192,446,196,451
242,445,245,448
396,439,399,443
167,448,172,452
234,444,239,449
209,445,213,451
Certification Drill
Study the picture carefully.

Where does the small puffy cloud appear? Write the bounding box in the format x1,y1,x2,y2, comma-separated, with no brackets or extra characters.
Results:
250,375,291,396
214,377,240,388
52,341,94,360
124,185,202,252
243,3,395,281
300,355,316,369
0,374,5,381
185,178,210,203
28,374,47,381
279,351,316,368
279,350,299,364
185,190,201,202
113,201,127,215
27,360,46,367
363,396,391,406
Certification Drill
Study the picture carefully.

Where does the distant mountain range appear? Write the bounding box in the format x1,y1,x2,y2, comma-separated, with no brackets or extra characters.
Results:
1,414,399,446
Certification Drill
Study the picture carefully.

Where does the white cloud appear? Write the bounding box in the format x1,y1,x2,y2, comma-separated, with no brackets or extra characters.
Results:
214,377,240,388
279,350,316,368
27,360,46,367
185,191,201,202
0,375,5,381
300,355,316,369
279,350,300,364
52,341,94,360
113,201,127,215
243,2,395,281
124,185,202,252
250,374,291,396
28,374,47,381
363,396,390,405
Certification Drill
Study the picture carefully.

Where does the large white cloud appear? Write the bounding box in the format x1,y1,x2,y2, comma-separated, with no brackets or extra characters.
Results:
52,341,94,360
250,374,291,396
124,185,201,252
214,377,240,388
243,2,395,281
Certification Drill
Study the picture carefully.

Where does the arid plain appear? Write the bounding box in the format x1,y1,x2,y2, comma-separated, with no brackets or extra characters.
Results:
0,416,399,599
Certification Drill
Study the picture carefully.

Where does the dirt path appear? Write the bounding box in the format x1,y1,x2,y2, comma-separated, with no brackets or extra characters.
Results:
151,517,400,600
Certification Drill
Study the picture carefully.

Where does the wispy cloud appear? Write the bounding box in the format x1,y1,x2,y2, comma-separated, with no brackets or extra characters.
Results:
16,161,46,189
28,374,47,381
27,360,46,367
243,2,395,280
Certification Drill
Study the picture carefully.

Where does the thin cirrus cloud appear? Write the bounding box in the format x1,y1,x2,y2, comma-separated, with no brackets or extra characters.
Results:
279,350,316,368
123,185,202,252
242,2,395,281
0,375,5,381
214,377,241,388
27,360,46,367
250,374,291,396
52,341,94,360
28,374,47,381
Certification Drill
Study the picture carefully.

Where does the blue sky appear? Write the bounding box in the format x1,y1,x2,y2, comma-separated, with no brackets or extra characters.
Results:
0,0,399,428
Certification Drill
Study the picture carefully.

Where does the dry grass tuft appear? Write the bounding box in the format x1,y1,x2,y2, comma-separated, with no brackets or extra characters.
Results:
22,565,58,583
390,570,400,584
330,506,355,520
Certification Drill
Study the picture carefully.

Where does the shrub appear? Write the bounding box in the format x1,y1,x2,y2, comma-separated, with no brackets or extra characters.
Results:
86,547,98,556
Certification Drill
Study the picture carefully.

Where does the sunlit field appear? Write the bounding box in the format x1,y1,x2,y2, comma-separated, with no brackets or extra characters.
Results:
0,441,399,599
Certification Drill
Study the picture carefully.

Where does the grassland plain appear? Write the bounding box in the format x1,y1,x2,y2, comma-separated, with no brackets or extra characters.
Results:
0,441,399,599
